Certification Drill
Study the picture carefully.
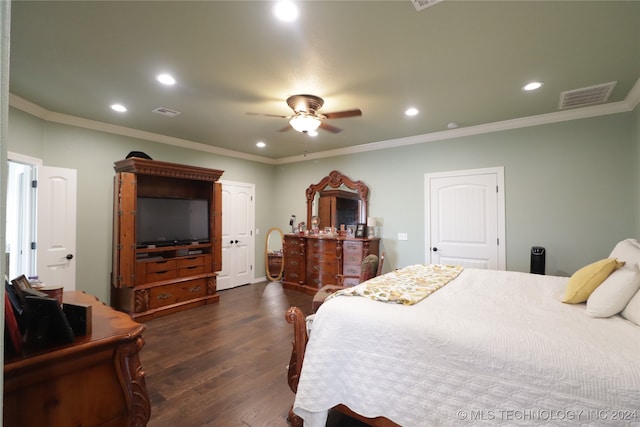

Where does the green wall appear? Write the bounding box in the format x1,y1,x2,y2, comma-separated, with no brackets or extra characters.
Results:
7,106,639,303
8,108,277,303
274,112,637,277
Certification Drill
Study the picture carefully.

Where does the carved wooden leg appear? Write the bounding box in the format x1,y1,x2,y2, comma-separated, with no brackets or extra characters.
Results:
114,336,151,427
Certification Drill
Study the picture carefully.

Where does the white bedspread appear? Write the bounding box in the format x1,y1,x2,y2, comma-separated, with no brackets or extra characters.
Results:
293,268,640,426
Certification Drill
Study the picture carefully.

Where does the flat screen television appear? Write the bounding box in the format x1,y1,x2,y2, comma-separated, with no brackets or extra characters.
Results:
136,197,210,247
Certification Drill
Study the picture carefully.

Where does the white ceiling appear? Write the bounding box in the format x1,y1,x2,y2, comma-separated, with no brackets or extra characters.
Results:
8,1,640,162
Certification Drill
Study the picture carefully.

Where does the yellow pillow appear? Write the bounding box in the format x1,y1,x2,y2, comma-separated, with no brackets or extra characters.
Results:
563,258,625,304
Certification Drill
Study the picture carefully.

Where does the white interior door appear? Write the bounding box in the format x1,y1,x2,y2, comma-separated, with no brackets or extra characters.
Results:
217,181,254,290
425,167,505,269
36,165,77,290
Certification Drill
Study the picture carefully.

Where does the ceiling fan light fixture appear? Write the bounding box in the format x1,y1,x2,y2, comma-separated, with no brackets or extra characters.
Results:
273,1,299,22
289,113,321,133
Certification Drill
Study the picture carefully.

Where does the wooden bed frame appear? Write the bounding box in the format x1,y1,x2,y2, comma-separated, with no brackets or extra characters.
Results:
285,307,400,427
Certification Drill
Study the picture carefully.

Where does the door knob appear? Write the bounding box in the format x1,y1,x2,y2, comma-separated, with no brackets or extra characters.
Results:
65,254,74,260
432,247,438,252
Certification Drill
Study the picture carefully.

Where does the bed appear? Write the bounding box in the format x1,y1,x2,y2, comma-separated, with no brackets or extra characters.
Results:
285,239,640,427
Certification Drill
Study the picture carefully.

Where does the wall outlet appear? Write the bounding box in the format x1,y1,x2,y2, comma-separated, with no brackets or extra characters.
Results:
398,232,408,241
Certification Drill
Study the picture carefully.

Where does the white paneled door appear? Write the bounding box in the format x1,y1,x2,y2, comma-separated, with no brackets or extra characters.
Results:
36,166,77,290
425,167,505,270
218,181,255,290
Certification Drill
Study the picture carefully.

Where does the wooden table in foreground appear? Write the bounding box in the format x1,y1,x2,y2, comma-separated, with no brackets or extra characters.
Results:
3,291,150,427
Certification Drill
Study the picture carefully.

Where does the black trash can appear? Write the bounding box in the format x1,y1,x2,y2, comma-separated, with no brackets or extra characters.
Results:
530,246,545,275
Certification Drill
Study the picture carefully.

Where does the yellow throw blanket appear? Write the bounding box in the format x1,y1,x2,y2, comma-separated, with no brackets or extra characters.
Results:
328,264,463,305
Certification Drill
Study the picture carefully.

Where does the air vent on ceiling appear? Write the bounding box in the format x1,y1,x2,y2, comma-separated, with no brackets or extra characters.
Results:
152,107,181,117
411,0,444,11
558,81,617,110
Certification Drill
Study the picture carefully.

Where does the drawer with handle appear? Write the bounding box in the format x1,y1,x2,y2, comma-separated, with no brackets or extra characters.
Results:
177,255,206,269
149,278,207,309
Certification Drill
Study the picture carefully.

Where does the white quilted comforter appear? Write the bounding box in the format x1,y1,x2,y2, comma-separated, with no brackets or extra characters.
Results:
293,268,640,426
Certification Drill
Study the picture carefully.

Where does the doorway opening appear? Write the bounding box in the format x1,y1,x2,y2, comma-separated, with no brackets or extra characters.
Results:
6,158,38,279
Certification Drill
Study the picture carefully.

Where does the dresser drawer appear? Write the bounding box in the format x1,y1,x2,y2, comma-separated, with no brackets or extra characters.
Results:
343,253,362,265
284,270,304,282
306,271,339,288
177,255,206,269
342,264,361,276
342,277,360,287
145,259,177,273
284,237,305,249
178,265,206,277
144,269,178,283
343,241,363,255
307,261,339,276
149,278,207,309
308,239,337,255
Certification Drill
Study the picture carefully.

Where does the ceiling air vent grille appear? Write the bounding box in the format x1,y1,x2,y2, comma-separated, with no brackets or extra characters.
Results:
152,107,181,117
558,81,617,110
411,0,444,11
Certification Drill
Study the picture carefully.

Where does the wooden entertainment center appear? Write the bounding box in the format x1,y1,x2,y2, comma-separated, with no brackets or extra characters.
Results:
111,158,224,321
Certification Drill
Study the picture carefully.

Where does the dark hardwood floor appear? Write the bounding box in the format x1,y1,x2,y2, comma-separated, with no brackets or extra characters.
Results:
141,281,370,427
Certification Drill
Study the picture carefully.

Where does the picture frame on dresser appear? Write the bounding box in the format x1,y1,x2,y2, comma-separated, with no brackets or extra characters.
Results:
355,223,366,238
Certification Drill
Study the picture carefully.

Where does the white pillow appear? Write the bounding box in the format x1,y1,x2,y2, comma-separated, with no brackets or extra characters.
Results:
621,289,640,326
586,268,640,317
609,238,640,270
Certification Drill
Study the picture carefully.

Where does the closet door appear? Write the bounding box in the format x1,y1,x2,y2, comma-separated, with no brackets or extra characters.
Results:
37,166,77,290
218,181,255,290
425,167,505,270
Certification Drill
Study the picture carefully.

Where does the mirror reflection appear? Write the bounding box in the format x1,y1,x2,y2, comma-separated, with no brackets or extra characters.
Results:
265,227,284,281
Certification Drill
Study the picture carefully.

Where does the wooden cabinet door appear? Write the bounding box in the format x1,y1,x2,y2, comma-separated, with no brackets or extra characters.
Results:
113,172,137,288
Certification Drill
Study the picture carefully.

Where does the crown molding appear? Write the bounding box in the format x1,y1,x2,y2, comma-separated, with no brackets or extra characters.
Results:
8,94,278,165
10,75,640,166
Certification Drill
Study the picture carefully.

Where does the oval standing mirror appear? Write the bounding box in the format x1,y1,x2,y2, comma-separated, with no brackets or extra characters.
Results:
265,227,284,281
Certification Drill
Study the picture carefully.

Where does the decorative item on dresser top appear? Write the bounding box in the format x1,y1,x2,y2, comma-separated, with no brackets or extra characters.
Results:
111,157,224,321
4,291,150,427
283,171,380,295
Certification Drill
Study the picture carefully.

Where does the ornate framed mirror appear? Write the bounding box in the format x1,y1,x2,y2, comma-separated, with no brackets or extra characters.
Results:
305,170,369,230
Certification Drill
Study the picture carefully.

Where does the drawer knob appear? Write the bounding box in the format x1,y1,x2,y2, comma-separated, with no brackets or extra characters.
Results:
189,286,202,293
157,293,171,300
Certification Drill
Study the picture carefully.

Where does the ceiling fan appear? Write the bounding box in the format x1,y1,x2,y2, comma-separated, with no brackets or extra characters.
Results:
248,94,362,134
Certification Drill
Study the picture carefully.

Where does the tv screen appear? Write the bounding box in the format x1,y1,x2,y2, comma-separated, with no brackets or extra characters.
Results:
136,197,209,246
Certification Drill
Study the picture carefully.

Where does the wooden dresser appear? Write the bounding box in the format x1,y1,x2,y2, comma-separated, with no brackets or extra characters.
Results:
283,234,379,294
3,291,150,427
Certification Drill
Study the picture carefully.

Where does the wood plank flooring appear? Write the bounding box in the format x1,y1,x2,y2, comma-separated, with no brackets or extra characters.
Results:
141,281,369,427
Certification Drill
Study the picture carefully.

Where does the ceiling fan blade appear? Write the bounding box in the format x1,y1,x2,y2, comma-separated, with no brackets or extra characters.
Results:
246,112,289,118
323,109,362,119
319,122,343,133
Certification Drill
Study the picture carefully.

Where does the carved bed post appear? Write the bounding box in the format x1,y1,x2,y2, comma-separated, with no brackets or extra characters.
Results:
285,306,308,427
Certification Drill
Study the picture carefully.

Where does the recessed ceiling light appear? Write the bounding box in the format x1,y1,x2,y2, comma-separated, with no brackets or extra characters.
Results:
273,1,299,22
405,107,419,116
522,81,543,91
447,122,459,129
157,73,176,86
111,104,127,112
256,141,266,148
